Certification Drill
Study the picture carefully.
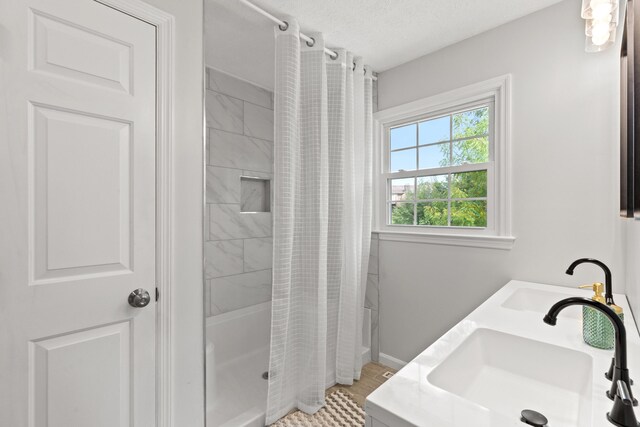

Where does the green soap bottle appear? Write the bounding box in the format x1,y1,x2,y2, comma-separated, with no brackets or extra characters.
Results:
579,283,624,350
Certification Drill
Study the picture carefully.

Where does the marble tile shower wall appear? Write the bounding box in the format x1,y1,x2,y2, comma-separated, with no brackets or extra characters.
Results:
205,68,274,317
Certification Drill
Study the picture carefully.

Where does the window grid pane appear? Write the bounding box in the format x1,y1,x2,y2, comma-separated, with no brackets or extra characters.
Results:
390,123,417,150
390,148,417,172
453,107,489,139
418,143,449,169
451,200,488,227
418,115,450,145
390,202,416,225
411,106,489,171
452,137,489,166
387,168,488,228
390,177,415,202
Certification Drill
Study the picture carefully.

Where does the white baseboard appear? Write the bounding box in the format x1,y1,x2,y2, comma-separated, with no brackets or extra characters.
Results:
362,346,371,366
379,352,407,370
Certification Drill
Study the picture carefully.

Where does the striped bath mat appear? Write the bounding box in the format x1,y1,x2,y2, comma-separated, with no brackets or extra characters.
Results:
270,389,365,427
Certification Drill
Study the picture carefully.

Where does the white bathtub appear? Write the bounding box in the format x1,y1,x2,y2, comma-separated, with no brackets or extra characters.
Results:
206,301,271,427
205,302,371,427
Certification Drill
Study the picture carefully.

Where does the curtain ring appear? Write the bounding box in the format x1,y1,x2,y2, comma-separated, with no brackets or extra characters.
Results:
278,21,289,31
353,62,356,71
306,37,315,47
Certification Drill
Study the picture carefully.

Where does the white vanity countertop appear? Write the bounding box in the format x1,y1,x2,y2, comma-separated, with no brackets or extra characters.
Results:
364,280,640,427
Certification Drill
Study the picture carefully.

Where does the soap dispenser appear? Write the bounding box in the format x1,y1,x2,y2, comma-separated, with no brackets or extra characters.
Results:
579,282,624,349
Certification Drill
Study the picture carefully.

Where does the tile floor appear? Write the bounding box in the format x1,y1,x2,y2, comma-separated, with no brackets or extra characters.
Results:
273,362,398,425
325,362,397,408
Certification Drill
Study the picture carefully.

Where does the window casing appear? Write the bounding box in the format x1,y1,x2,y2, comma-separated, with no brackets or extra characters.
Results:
373,76,513,249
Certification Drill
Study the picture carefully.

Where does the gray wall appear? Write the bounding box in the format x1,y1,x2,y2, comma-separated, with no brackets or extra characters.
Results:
376,0,625,362
205,67,274,317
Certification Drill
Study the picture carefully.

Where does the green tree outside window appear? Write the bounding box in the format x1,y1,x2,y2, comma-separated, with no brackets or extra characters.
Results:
391,107,489,227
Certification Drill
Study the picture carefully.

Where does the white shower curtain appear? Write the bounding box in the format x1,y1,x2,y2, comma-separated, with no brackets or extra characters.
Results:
266,19,373,424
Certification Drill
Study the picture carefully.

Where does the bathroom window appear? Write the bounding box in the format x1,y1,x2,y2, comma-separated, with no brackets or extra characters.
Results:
375,76,514,249
388,104,490,228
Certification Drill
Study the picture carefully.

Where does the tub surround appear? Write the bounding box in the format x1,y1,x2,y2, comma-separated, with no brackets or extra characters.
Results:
365,280,640,427
205,67,274,317
204,67,383,345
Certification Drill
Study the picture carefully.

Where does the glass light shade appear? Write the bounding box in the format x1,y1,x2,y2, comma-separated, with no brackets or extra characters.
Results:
581,0,619,20
582,0,620,53
585,26,617,52
585,18,617,37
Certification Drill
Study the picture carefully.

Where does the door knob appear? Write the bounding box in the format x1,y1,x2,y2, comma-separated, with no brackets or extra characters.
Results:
128,288,151,308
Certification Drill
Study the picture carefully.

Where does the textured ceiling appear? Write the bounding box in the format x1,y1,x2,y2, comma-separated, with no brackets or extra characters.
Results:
205,0,565,90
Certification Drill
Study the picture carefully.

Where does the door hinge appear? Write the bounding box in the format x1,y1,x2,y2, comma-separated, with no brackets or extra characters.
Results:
155,288,159,302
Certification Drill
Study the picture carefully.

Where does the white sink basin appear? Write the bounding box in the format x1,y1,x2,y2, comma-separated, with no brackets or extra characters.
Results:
501,287,581,319
427,328,593,427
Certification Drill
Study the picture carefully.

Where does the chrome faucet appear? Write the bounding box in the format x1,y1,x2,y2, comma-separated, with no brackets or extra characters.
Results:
543,297,638,427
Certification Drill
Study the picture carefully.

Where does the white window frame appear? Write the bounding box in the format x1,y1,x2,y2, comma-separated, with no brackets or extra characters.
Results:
373,75,515,250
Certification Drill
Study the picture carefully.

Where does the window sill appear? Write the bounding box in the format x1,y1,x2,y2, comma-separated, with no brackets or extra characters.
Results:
375,230,516,250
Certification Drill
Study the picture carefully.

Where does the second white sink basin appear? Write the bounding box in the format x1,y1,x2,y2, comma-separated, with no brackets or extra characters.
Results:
501,287,582,319
427,328,593,427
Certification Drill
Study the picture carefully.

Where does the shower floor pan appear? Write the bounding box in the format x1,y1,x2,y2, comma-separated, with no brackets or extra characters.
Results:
206,301,271,427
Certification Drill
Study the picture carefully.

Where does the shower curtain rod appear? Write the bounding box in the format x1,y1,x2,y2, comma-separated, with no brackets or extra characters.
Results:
238,0,377,80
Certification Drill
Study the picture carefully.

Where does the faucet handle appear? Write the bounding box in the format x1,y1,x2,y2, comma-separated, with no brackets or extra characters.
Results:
607,381,640,426
618,381,635,406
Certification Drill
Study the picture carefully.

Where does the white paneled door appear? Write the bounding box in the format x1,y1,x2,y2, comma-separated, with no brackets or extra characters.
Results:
0,0,157,426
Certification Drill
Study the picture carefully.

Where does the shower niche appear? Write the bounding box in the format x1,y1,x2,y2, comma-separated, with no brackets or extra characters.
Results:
241,176,271,213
